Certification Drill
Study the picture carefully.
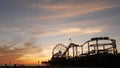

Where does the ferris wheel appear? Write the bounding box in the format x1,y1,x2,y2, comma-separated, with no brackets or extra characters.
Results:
52,44,67,57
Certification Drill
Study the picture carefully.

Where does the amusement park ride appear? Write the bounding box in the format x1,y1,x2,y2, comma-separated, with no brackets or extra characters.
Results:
43,37,120,66
52,37,118,59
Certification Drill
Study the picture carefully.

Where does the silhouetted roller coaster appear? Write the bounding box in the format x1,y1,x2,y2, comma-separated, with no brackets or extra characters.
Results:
52,37,117,58
49,37,120,66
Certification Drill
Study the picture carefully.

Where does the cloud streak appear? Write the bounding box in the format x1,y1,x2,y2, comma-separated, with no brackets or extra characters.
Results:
0,39,43,64
0,0,120,64
30,26,107,38
31,2,119,21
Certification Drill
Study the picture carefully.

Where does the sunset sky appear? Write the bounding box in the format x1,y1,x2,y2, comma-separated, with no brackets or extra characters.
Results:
0,0,120,65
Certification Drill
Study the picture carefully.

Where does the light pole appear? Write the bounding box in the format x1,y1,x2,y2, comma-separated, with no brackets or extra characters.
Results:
38,60,39,67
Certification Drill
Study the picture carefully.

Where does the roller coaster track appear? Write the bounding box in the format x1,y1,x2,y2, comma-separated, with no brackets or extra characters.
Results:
52,37,118,58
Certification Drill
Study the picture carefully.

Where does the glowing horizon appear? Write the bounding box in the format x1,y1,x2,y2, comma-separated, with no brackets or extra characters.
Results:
0,0,120,65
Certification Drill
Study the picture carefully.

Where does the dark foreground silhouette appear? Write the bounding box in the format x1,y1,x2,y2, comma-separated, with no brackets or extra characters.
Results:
0,66,109,68
1,53,120,68
48,37,119,67
49,53,120,67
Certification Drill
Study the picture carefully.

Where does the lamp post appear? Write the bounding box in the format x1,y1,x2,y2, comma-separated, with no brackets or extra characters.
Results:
38,60,40,67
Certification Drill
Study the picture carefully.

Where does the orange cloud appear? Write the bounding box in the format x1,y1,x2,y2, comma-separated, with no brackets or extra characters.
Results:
0,39,43,64
30,25,107,38
27,14,115,38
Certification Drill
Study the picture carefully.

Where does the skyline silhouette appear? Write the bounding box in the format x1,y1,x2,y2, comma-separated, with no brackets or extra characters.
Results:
0,0,120,65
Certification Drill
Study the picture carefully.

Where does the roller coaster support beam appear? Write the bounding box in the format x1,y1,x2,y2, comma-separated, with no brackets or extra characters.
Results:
81,46,83,55
73,46,75,57
88,42,90,54
96,40,99,53
76,46,78,56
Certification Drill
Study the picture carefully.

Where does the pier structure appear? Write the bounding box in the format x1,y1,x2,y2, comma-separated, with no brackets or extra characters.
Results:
52,37,118,58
